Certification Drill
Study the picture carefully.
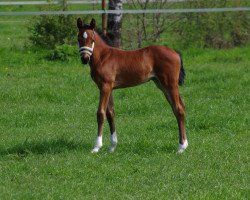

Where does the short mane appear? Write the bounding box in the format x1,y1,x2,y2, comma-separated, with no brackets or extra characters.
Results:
96,28,114,47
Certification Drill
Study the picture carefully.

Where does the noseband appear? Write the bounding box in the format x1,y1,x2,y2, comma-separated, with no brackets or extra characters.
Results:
79,42,95,57
79,31,95,58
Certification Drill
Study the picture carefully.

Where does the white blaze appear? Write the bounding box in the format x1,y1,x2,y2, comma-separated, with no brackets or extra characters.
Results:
83,32,88,39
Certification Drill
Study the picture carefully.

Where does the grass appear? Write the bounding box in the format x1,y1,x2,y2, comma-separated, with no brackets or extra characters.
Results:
0,14,250,200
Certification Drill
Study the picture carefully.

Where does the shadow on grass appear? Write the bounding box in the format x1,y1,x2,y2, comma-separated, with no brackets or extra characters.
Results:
0,137,92,157
121,143,176,155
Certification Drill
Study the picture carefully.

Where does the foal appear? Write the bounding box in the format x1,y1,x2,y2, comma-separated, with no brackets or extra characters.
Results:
77,18,188,153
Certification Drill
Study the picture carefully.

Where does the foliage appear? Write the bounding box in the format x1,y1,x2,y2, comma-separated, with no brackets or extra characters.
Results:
123,1,176,49
48,44,77,61
26,0,250,50
174,0,250,48
122,0,250,49
29,14,77,49
28,1,77,49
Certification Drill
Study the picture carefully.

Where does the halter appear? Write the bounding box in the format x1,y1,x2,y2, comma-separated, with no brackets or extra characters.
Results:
79,31,95,57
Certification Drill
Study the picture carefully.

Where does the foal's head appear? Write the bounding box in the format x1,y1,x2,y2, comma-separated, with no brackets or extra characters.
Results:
77,18,96,65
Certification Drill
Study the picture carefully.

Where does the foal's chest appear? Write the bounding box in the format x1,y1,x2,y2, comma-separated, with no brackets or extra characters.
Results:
90,67,114,86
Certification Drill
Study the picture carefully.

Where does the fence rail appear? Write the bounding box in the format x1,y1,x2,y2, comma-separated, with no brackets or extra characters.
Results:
0,0,191,6
0,1,97,5
0,7,249,16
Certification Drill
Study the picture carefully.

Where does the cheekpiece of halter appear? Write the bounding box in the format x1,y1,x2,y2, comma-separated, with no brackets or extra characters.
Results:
79,42,95,57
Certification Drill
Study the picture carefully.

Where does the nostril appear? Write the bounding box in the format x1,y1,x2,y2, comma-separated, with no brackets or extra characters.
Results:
84,55,90,61
81,55,90,64
86,55,90,60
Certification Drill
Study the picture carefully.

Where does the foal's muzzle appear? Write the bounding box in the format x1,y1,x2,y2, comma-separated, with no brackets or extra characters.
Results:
81,55,90,64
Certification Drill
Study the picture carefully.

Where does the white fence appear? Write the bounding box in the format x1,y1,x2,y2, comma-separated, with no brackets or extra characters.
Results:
0,0,249,16
0,0,191,6
0,7,250,16
0,1,97,5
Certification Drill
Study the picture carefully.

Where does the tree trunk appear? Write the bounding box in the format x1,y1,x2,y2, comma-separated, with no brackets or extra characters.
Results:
107,0,123,47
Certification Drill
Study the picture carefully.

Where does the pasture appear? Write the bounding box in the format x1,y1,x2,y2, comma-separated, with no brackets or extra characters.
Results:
0,14,250,200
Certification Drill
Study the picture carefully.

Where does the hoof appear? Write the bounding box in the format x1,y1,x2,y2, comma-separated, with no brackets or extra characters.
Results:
91,147,100,153
109,132,117,153
109,144,117,153
178,140,188,154
91,136,102,153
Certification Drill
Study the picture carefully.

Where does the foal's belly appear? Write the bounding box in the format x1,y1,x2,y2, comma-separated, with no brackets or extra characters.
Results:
113,69,154,89
112,50,154,89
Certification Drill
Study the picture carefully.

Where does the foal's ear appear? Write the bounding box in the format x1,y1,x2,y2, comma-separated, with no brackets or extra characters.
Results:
90,18,96,30
77,18,83,29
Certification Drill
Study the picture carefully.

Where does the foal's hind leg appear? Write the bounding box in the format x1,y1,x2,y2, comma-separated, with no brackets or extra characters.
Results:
167,87,188,153
156,79,188,153
106,93,118,152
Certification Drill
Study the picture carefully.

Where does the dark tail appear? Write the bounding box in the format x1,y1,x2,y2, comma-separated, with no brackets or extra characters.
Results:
176,50,185,86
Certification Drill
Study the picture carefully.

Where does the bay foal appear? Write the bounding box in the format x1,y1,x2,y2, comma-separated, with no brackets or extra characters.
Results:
77,18,188,153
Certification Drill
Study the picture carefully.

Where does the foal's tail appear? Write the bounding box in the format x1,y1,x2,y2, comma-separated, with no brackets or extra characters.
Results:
176,50,185,86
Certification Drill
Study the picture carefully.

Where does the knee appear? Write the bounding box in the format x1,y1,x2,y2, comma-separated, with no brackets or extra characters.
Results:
106,109,115,119
179,97,186,111
175,104,185,118
178,106,185,118
97,110,105,123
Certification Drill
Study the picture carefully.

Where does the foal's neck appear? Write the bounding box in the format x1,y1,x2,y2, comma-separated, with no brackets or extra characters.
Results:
91,33,110,65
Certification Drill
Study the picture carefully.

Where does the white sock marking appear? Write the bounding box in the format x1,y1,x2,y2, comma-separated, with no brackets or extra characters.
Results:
178,139,188,154
109,132,118,153
91,135,102,153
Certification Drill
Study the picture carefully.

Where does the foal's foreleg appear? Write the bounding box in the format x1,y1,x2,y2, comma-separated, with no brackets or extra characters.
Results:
106,93,118,152
91,84,112,153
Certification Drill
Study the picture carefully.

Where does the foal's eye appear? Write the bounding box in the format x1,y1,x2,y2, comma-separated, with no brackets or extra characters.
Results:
83,32,88,39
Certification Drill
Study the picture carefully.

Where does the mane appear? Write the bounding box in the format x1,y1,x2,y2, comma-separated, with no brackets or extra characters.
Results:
95,28,114,47
82,23,114,47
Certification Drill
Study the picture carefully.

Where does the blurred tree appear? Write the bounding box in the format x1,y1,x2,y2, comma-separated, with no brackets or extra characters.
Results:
107,0,123,47
123,0,177,49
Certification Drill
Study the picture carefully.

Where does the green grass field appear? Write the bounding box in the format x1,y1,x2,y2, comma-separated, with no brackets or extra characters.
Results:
0,12,250,199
